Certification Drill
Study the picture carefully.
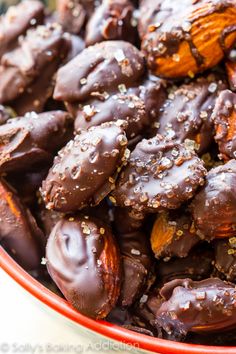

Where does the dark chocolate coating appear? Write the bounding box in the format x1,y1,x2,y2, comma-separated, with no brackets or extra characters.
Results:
138,0,236,78
113,207,145,235
0,0,44,58
53,40,145,103
157,246,214,285
0,23,70,104
107,305,156,336
0,179,43,271
41,122,128,212
117,231,152,307
156,75,226,154
74,93,148,140
46,215,120,319
112,135,206,213
12,34,84,116
128,75,167,126
65,33,85,62
191,159,236,239
106,306,133,325
155,278,236,335
132,288,164,337
37,207,63,238
82,200,112,226
37,199,111,238
11,62,57,116
85,0,137,46
186,330,236,346
214,238,236,281
7,168,48,207
56,0,98,35
72,74,166,141
151,210,200,259
212,89,236,160
0,111,73,173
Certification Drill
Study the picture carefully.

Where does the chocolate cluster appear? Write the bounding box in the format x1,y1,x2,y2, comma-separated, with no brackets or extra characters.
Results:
1,0,236,347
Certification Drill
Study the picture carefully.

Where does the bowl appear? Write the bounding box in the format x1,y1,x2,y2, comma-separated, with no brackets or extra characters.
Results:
1,246,236,354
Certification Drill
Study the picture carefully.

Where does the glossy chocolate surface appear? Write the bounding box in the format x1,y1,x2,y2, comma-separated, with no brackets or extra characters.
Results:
41,122,128,212
112,135,206,213
0,0,44,59
0,110,73,173
85,0,137,46
54,40,145,102
191,159,236,239
212,89,236,160
156,75,226,154
155,278,236,335
0,179,43,271
214,238,236,281
46,214,120,318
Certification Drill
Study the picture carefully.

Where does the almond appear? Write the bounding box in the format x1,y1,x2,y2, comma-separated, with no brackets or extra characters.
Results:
226,59,236,90
140,0,236,78
46,215,121,319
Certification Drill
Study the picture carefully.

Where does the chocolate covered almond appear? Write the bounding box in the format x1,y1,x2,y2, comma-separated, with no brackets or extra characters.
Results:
0,111,73,173
191,159,236,239
41,122,128,212
112,135,206,213
139,0,236,78
155,278,236,335
0,0,44,58
0,179,43,271
46,214,120,319
54,40,145,102
85,0,137,46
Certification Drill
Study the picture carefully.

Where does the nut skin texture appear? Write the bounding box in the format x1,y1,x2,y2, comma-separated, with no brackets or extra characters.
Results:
191,159,236,239
155,75,226,154
46,215,121,319
0,111,73,173
41,122,128,213
151,211,200,259
226,59,236,91
0,23,70,106
139,0,236,78
214,238,236,281
212,89,236,160
85,0,137,47
0,179,43,271
155,278,236,335
0,0,45,59
112,135,206,213
53,40,145,103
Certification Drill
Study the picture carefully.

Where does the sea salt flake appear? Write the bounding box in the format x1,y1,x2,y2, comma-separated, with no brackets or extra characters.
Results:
114,49,126,62
131,249,141,255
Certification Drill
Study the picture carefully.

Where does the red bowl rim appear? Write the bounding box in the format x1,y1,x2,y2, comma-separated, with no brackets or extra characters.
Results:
1,246,236,354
